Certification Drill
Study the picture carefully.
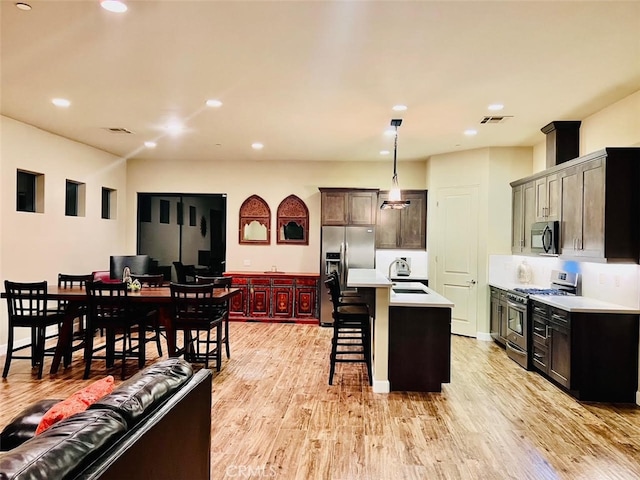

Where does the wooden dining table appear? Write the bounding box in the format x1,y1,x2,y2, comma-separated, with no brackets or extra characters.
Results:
2,284,239,374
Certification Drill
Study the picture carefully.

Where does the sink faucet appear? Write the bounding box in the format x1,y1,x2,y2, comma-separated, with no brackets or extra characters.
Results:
388,258,411,278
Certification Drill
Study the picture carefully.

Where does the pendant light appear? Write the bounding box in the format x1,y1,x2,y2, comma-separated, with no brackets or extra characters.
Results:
380,118,411,210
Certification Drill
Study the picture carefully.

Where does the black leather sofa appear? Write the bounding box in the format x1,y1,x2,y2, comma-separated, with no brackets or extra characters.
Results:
0,358,212,480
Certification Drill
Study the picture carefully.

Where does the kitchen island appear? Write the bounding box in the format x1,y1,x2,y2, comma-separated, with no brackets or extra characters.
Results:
347,269,454,393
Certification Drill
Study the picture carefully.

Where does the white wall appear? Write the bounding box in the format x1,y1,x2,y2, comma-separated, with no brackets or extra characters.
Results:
426,147,533,336
125,159,428,274
532,89,640,174
1,116,128,348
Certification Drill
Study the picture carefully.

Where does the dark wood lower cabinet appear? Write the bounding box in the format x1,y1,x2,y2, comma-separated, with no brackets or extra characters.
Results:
530,299,639,403
388,306,451,392
226,272,318,323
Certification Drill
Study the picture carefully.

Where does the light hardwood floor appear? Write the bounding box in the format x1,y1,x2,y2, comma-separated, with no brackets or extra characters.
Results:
2,322,640,479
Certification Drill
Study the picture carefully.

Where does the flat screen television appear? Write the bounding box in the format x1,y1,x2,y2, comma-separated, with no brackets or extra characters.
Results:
109,255,150,280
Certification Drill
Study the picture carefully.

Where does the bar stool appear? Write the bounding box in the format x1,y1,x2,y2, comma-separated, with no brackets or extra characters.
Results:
324,276,372,386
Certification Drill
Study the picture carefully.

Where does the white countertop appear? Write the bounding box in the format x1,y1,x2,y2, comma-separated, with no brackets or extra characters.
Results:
389,274,429,282
488,281,546,292
389,282,454,308
347,268,392,288
489,281,639,313
529,295,640,314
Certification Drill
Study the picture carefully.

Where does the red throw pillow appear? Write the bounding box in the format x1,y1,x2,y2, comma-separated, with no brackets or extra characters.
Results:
35,376,115,435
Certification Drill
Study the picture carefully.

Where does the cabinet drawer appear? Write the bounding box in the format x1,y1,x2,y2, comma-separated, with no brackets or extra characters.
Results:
531,301,549,317
532,316,548,344
550,307,570,327
531,342,549,374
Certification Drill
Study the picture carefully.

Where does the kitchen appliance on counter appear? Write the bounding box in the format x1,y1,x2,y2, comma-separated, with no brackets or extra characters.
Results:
505,270,579,369
531,221,559,255
320,226,376,326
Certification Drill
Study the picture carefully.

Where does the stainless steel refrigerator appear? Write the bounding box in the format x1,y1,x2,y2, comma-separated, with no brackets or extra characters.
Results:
320,225,376,326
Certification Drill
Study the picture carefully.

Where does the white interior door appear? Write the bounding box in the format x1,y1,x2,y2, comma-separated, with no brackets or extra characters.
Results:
435,186,479,337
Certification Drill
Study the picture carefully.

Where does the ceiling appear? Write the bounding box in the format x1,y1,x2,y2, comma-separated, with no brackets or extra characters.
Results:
2,1,639,164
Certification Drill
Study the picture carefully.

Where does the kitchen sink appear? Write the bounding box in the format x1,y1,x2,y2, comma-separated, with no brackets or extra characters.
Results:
392,288,428,295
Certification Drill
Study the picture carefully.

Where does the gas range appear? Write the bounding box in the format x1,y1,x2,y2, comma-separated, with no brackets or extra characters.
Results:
508,270,580,300
512,287,573,296
503,269,580,371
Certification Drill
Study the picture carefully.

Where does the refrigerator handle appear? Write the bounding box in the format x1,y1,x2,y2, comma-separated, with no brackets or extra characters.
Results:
340,242,346,287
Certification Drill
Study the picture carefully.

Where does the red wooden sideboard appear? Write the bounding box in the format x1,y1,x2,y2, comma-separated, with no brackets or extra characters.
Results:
224,272,319,324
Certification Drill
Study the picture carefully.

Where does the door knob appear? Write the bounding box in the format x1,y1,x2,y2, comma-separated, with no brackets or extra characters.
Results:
468,279,476,285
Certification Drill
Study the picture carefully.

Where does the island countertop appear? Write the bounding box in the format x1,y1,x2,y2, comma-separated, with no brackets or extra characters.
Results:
390,282,454,308
347,268,393,288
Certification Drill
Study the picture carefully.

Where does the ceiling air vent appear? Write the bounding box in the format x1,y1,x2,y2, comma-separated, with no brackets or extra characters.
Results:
480,115,513,124
104,127,134,134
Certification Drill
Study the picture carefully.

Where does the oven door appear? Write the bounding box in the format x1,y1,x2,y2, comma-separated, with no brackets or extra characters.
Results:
506,299,527,351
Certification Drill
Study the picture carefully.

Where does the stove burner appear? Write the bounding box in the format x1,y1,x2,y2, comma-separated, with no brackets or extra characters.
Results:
513,288,571,296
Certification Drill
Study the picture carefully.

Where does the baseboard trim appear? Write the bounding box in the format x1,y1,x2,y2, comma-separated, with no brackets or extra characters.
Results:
476,331,492,342
372,380,390,393
636,390,640,407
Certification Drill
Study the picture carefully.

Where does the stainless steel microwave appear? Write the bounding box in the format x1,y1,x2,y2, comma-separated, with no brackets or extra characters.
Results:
531,221,559,255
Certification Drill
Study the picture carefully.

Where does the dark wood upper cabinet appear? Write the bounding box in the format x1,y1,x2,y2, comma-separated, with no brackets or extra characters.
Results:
376,190,427,249
319,188,378,226
511,147,640,262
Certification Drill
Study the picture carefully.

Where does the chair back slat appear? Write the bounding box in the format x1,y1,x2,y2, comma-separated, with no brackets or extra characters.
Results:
4,280,49,318
58,273,94,289
85,281,131,323
170,283,219,323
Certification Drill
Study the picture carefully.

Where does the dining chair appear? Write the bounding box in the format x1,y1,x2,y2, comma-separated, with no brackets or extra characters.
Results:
324,275,372,386
169,283,225,371
130,273,166,356
3,280,65,379
172,262,195,284
195,275,233,359
84,281,147,379
57,273,94,359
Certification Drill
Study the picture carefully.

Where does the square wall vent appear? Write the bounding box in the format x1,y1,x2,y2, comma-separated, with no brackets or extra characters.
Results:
480,115,513,124
104,127,134,134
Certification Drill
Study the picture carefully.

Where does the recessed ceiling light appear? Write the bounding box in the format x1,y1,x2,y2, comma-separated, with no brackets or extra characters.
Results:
51,98,70,107
15,2,32,11
464,129,478,136
206,99,223,108
380,150,390,155
392,105,407,112
488,104,504,111
101,1,127,13
144,141,157,148
165,122,184,135
251,143,264,150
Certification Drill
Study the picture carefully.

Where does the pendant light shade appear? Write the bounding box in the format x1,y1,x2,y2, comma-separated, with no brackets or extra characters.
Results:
380,118,410,210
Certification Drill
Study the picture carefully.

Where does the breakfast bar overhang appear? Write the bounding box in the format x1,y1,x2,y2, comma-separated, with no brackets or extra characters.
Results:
347,268,455,393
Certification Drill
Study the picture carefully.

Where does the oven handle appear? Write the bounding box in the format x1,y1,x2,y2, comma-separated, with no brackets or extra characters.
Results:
506,342,527,358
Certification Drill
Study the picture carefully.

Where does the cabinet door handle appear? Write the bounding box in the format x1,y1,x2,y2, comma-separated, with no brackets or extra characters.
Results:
533,352,544,359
